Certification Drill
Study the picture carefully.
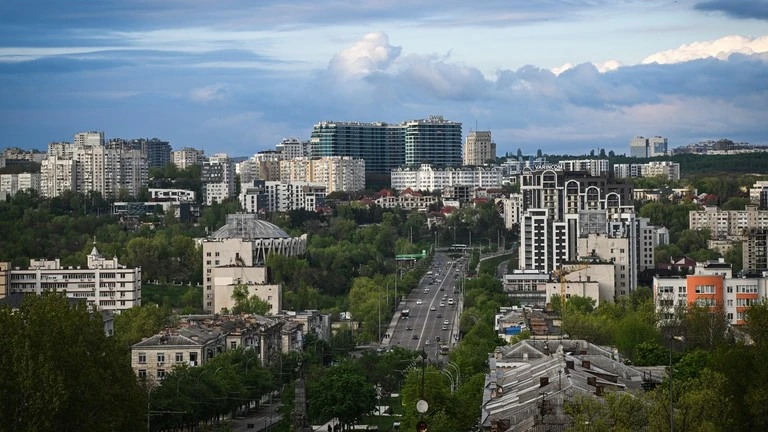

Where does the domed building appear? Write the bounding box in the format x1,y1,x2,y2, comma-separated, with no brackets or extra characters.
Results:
203,213,307,314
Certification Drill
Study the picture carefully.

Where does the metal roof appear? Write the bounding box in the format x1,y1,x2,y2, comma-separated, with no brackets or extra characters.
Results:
211,213,290,239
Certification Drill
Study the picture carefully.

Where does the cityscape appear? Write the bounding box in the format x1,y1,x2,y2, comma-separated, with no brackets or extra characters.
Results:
2,1,768,432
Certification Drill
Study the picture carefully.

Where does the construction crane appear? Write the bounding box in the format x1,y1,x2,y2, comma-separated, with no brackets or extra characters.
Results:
552,263,590,312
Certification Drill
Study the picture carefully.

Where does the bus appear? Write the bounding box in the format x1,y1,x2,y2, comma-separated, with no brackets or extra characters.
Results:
401,309,410,318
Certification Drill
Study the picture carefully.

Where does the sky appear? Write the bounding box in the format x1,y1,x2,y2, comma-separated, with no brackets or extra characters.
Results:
1,0,767,157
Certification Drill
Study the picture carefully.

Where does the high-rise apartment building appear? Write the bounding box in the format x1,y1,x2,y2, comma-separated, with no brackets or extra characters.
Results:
558,159,610,177
237,152,282,184
39,156,76,198
463,131,495,166
276,138,310,159
629,136,668,158
390,164,502,192
630,136,648,158
689,205,768,239
280,156,365,193
310,115,462,175
0,173,40,196
744,228,768,271
202,153,235,205
648,136,668,157
172,147,205,169
74,131,105,147
137,138,171,168
613,161,680,181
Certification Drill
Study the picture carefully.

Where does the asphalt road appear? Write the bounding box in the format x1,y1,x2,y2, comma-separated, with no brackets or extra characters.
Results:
388,252,466,361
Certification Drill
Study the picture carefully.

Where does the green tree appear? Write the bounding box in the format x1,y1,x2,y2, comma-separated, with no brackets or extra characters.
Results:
307,360,376,427
114,304,173,348
0,294,145,431
231,284,273,315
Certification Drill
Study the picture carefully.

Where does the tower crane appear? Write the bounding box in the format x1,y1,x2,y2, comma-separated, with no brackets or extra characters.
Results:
552,263,590,312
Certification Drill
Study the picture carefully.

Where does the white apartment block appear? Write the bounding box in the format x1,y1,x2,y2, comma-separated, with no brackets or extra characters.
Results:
629,136,668,158
463,131,496,166
558,159,610,177
172,147,205,169
750,180,768,206
237,152,282,184
47,141,74,159
373,189,438,211
280,157,365,193
0,173,40,196
149,188,196,202
689,205,768,239
390,164,503,192
202,153,235,205
202,213,307,313
276,138,310,159
613,161,680,181
39,156,76,198
495,194,523,229
654,260,768,325
6,246,141,313
131,326,226,383
74,131,105,147
264,181,326,212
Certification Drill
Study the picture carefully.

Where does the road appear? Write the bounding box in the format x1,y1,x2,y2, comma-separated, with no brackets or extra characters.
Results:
388,252,466,361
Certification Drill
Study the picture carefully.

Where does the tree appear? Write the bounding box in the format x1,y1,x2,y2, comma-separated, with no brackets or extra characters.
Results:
0,294,145,431
114,303,173,348
231,284,273,315
307,360,376,427
744,298,768,347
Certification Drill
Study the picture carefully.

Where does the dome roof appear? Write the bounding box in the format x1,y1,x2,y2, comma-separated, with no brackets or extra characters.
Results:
211,213,290,239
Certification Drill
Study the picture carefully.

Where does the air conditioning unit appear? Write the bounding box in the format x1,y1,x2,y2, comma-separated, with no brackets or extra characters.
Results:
189,361,197,367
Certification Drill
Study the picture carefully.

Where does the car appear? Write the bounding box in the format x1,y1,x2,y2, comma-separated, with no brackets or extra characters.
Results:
424,288,429,294
439,287,444,291
442,325,448,331
412,334,418,340
444,320,450,325
436,313,442,318
406,326,413,331
431,306,436,311
435,336,441,342
439,302,445,307
425,340,431,346
416,300,423,305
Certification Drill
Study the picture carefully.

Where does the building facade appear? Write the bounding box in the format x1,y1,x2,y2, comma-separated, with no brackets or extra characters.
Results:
202,213,307,314
558,159,610,177
202,153,236,205
276,138,310,159
613,161,680,181
172,147,205,169
629,136,667,158
390,164,503,192
744,228,768,272
0,173,40,196
463,130,496,166
237,151,283,184
280,156,365,193
689,205,768,239
5,246,141,313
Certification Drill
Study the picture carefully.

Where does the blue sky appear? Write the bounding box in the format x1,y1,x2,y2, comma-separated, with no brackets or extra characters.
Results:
1,0,767,156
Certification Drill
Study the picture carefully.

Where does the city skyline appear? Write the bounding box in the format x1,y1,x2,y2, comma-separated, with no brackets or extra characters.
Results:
1,0,767,156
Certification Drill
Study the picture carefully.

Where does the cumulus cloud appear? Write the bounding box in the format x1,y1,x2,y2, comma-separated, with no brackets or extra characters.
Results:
328,32,402,79
189,83,229,103
642,34,768,64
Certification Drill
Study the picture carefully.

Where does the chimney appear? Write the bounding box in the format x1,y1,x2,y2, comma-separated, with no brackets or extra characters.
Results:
595,385,604,396
566,360,574,370
582,360,591,369
540,376,549,387
587,376,597,387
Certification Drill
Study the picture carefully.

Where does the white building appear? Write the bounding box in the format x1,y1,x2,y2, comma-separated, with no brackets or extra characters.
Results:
237,152,282,184
495,194,524,229
390,164,503,192
202,213,307,314
202,153,236,205
39,156,77,198
463,131,496,166
0,173,40,196
613,161,680,181
558,159,610,177
750,180,768,207
5,245,141,313
172,147,205,169
276,138,310,159
689,205,768,239
149,188,196,202
629,136,667,158
373,188,438,211
258,181,326,213
280,156,365,193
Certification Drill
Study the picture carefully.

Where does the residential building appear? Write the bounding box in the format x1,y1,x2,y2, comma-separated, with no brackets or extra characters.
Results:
172,147,205,169
277,310,333,342
149,188,196,202
653,259,768,325
463,130,496,166
202,153,236,205
130,325,226,383
629,135,667,158
276,138,310,159
390,164,503,192
689,205,768,239
242,181,326,213
495,194,524,229
202,213,307,314
47,141,74,159
309,115,462,175
750,180,768,209
630,136,649,158
280,156,365,193
503,270,549,306
5,245,141,313
372,188,438,211
613,161,680,181
39,156,76,198
135,138,171,168
558,159,610,177
744,228,768,271
111,201,201,222
237,151,282,184
482,339,648,432
648,136,668,157
0,173,40,196
0,261,8,300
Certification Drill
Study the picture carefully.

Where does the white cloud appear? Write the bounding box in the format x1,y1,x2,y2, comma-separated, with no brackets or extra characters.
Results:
642,34,768,64
328,32,402,79
551,63,574,75
189,83,229,103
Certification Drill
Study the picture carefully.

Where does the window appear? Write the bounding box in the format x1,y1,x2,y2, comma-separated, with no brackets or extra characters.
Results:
157,353,165,364
157,369,166,379
695,285,715,294
138,370,147,378
231,341,237,350
727,287,733,293
138,353,146,364
727,299,733,306
175,353,184,362
206,252,211,256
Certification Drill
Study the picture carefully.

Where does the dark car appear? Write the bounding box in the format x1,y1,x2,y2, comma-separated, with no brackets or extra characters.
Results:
412,334,419,340
406,326,413,331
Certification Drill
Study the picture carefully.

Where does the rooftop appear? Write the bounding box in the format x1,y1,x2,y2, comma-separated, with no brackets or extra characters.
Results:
210,213,290,240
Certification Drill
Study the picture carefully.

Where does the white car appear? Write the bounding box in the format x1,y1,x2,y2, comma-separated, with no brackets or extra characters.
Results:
444,320,450,326
416,300,423,305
